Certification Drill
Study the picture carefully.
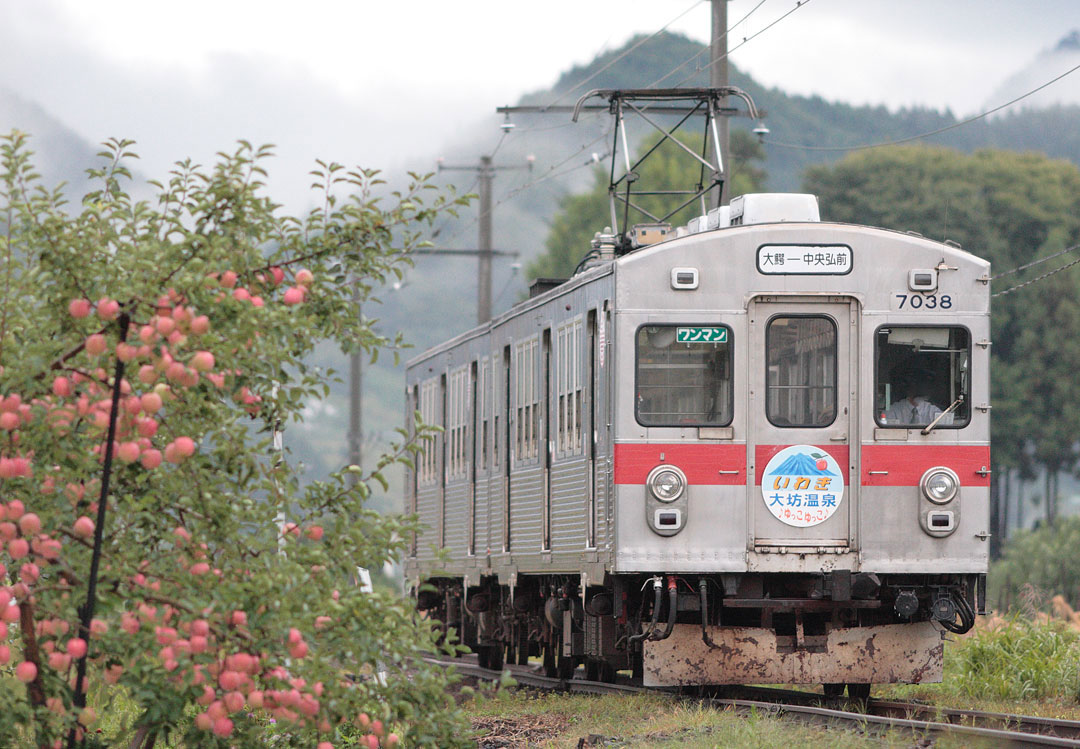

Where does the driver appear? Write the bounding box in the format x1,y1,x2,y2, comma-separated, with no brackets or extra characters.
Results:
884,367,951,426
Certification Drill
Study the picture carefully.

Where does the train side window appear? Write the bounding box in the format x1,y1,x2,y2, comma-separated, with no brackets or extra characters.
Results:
446,366,469,479
514,337,539,463
635,325,733,427
766,316,837,428
875,326,971,428
555,318,584,455
418,378,440,484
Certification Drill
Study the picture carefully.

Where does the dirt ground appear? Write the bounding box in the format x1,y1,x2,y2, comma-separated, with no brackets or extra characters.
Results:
472,713,573,748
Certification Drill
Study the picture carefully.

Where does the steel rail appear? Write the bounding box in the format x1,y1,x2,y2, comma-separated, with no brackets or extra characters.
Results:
870,699,1080,742
725,684,1080,739
424,655,1080,747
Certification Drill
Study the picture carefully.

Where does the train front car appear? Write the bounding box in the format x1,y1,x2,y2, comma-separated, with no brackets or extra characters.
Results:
403,193,990,693
617,195,989,692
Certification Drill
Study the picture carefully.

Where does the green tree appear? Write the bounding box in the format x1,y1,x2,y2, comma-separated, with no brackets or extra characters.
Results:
0,132,472,747
803,145,1080,529
529,129,766,280
989,516,1080,611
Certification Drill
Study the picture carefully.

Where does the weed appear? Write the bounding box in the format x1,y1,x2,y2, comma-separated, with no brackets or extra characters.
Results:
948,615,1080,701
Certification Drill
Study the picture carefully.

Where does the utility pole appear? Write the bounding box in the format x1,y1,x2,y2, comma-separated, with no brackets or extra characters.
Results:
478,156,494,324
346,246,518,482
711,0,730,209
439,153,531,324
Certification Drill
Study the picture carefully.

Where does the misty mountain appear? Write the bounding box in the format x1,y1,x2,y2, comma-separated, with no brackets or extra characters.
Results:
0,87,150,201
0,88,103,191
985,29,1080,110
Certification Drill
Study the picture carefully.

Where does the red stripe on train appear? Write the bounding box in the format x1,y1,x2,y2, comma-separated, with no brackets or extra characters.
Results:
861,445,990,487
613,443,746,485
613,443,990,487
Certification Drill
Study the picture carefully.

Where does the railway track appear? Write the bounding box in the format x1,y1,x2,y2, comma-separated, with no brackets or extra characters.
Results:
427,655,1080,747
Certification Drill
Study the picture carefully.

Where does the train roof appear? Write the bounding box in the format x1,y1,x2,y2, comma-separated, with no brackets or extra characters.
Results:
406,194,990,369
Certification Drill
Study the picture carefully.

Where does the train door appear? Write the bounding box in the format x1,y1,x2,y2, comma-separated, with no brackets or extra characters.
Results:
468,360,478,557
542,328,552,551
748,297,858,549
586,310,597,549
502,346,511,552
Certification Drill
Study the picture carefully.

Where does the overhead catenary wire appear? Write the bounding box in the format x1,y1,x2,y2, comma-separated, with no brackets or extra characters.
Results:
448,0,787,233
992,253,1080,298
458,0,789,242
429,0,799,283
648,0,794,90
540,0,708,112
487,129,510,161
765,59,1080,152
507,0,769,134
492,0,775,158
437,125,614,246
647,0,769,89
492,263,522,307
507,0,798,224
668,0,813,88
991,242,1080,281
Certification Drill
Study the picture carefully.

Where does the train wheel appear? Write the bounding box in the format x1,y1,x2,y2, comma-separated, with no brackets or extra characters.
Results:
556,650,577,680
516,630,530,666
542,641,557,677
476,644,504,671
586,659,616,683
822,683,845,698
846,683,871,700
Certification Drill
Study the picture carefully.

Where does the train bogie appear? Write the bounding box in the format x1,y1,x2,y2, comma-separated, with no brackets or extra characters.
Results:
405,193,990,686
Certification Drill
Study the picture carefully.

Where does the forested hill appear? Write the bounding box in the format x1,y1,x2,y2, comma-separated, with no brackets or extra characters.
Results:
517,30,1080,192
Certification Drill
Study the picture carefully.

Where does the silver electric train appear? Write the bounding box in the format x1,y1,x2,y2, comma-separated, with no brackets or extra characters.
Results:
404,193,989,693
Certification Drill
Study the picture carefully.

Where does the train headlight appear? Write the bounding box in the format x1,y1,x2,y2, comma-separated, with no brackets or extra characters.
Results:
920,467,959,504
647,465,686,502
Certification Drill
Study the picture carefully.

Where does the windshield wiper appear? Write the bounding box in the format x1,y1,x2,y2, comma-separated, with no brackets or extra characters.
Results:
921,394,964,435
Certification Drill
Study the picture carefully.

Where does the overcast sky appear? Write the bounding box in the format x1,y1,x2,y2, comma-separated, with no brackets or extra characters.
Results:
0,0,1075,209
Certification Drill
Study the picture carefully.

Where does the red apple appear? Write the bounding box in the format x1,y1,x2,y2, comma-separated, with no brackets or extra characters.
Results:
69,298,92,318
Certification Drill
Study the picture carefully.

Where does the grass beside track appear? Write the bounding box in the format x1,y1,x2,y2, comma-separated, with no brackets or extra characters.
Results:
465,690,991,748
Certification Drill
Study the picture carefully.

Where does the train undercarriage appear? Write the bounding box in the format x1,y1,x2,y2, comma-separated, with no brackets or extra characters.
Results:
415,571,984,691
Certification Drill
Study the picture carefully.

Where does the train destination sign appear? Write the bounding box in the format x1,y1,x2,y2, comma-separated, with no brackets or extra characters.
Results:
676,327,727,343
757,244,852,275
761,444,845,528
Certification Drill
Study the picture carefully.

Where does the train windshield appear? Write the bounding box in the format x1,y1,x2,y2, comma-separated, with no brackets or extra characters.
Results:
635,325,733,426
875,326,971,428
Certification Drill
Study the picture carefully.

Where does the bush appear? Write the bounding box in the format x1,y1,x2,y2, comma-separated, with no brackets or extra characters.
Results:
948,617,1080,701
990,517,1080,613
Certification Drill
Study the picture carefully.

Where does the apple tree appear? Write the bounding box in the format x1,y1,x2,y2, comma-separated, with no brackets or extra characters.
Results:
0,132,473,747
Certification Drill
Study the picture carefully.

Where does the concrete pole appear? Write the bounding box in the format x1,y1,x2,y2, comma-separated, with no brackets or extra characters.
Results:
711,0,730,208
478,155,494,324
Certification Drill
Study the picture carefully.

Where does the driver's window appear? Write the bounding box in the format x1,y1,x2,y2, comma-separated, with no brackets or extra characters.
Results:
875,326,970,428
